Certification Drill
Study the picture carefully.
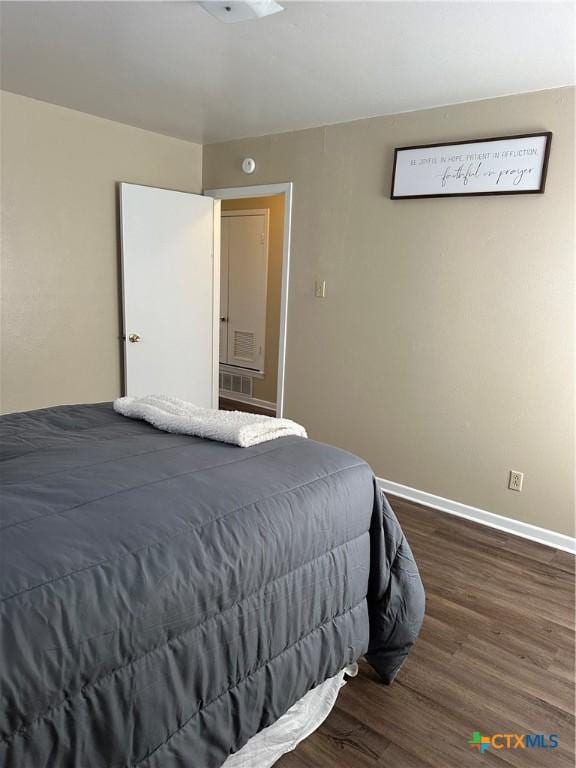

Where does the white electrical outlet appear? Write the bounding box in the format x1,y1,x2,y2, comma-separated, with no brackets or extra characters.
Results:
314,280,326,298
508,470,524,492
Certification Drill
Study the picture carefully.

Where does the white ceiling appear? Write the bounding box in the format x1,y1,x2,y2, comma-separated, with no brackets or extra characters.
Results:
1,1,574,144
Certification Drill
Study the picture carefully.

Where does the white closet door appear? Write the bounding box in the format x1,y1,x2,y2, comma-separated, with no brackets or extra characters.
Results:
120,183,219,407
219,217,230,364
226,214,268,372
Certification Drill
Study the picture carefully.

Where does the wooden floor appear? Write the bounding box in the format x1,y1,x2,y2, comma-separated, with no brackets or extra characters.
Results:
278,497,575,768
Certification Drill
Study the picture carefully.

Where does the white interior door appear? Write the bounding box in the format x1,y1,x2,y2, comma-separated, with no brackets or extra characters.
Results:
219,217,230,364
120,183,219,407
225,213,268,371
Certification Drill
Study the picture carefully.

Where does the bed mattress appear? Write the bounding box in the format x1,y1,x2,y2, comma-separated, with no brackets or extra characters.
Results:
0,403,424,767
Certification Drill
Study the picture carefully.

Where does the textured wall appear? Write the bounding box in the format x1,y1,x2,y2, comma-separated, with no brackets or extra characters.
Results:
204,88,575,536
1,91,202,413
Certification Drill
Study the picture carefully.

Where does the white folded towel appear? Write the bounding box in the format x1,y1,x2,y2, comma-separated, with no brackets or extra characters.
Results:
113,394,307,448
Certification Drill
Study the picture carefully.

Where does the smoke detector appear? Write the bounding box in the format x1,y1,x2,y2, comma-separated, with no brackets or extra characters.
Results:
199,1,284,23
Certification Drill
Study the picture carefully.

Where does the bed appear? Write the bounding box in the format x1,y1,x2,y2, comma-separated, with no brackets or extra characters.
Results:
0,403,424,768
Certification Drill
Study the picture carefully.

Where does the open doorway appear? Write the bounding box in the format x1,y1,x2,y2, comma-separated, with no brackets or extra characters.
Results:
205,183,292,418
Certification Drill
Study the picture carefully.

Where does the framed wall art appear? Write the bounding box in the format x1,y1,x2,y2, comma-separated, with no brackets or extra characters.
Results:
391,132,552,199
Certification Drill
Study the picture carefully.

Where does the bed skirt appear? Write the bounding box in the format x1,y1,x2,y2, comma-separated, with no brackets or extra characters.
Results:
223,664,358,768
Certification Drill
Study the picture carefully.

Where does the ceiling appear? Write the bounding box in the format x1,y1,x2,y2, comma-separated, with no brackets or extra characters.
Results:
1,1,574,144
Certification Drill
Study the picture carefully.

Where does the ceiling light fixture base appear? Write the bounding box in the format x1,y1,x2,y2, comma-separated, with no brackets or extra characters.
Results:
199,1,284,24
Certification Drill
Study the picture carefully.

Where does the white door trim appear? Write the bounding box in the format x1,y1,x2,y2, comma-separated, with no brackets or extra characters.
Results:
211,199,221,407
377,477,576,554
204,183,293,418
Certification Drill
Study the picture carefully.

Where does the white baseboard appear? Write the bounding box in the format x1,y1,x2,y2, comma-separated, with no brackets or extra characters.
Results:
377,478,576,555
219,392,277,413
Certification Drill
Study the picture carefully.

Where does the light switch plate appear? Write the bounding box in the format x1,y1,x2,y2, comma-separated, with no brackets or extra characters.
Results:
314,280,326,298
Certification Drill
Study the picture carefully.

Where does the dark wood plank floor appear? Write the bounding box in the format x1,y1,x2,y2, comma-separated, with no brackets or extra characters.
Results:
278,497,575,768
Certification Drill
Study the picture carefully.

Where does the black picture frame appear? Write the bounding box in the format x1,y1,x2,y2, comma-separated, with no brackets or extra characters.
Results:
390,132,552,200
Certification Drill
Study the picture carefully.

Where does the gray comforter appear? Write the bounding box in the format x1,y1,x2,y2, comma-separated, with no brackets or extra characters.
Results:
0,403,424,768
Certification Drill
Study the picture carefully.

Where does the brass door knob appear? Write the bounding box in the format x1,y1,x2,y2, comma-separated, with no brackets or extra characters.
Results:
128,333,142,343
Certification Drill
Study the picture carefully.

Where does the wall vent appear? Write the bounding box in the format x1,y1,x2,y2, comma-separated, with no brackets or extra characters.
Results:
219,371,253,398
233,330,256,362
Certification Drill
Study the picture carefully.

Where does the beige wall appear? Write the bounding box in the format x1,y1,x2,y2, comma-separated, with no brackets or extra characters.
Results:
204,88,575,536
2,88,573,536
1,91,202,413
221,195,284,403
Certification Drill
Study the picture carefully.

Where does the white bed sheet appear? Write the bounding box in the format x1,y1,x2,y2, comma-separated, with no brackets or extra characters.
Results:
222,664,358,768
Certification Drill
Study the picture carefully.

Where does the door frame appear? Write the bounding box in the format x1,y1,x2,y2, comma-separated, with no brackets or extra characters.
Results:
211,199,221,407
204,182,293,418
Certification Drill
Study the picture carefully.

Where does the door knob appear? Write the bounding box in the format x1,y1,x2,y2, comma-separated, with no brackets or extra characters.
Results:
220,317,228,323
128,333,142,343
